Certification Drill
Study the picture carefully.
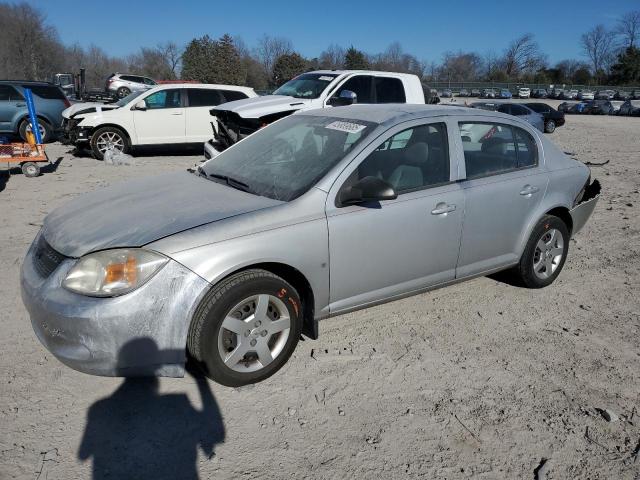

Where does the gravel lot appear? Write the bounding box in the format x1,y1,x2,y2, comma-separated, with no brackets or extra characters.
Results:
1,107,639,479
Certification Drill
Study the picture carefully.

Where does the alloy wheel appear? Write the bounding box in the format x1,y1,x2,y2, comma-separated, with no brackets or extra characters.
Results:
96,131,124,154
533,228,564,280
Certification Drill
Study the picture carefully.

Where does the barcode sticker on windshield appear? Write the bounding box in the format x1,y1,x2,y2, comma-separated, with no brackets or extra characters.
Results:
325,121,366,134
318,76,334,81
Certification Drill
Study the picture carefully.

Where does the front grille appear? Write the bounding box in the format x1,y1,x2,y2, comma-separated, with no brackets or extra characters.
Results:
33,236,67,278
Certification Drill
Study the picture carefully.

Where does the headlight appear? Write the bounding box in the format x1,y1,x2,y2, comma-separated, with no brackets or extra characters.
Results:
63,249,168,297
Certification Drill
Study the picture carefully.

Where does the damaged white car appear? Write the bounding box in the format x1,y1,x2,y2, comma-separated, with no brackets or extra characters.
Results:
62,83,257,159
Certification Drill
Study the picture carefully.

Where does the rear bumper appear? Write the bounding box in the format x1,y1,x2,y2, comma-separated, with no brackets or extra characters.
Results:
570,179,600,235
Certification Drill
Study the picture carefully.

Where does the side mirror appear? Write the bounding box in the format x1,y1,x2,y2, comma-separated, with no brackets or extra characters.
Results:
329,89,357,107
339,176,397,206
134,100,147,111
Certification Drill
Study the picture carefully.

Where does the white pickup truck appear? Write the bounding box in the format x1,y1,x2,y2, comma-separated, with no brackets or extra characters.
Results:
205,70,428,158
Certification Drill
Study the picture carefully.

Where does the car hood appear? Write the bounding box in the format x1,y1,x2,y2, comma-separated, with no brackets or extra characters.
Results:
213,95,313,119
63,102,120,119
42,171,283,258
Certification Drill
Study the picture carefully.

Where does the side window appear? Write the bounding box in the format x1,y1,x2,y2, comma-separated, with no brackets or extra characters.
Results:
120,75,134,82
374,77,406,103
144,89,182,109
351,123,449,194
143,77,156,85
497,104,511,115
220,90,249,102
514,127,538,168
0,85,23,101
510,105,529,116
334,75,373,103
188,88,224,107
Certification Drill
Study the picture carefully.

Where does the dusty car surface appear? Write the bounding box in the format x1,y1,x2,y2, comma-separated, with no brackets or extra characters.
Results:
21,105,600,387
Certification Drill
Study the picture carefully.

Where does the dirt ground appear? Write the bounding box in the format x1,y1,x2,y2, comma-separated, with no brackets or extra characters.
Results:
1,106,639,479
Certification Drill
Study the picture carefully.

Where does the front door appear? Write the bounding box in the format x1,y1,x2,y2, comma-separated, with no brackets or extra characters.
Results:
326,119,464,314
133,88,185,144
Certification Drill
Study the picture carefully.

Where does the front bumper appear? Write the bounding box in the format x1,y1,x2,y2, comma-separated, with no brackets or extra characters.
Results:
204,139,221,160
60,118,91,145
20,233,211,377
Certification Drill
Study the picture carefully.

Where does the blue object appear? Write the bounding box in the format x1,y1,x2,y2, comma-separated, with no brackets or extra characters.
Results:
0,135,9,144
23,88,42,144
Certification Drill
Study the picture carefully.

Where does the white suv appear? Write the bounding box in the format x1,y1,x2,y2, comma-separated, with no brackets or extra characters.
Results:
62,84,257,159
518,87,531,98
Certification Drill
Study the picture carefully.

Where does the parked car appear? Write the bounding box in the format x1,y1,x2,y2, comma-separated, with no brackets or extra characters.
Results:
470,102,498,111
588,100,617,115
458,89,470,97
441,89,453,98
525,103,565,133
618,99,640,116
208,70,425,154
614,91,631,100
559,90,578,100
62,83,257,159
595,90,615,100
578,90,595,100
531,89,548,98
21,104,600,386
558,101,589,114
548,89,564,99
498,89,513,99
106,73,157,99
470,88,481,97
608,100,624,114
495,103,544,131
631,90,640,100
0,80,69,142
481,88,497,98
518,87,531,98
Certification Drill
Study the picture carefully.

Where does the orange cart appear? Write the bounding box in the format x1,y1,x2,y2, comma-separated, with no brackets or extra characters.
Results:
0,143,49,177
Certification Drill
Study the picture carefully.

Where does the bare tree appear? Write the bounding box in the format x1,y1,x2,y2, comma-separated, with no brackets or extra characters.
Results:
581,24,615,79
616,10,640,48
158,42,182,77
440,51,483,81
501,33,546,78
254,35,293,81
318,44,345,69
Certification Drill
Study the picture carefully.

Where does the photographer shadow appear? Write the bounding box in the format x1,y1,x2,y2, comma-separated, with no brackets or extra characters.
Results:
78,338,225,480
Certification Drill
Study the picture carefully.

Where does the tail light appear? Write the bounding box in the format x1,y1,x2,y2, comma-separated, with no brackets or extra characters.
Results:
63,98,71,108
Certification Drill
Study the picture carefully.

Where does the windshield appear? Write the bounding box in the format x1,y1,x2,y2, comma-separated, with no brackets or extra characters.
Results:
202,115,375,201
116,90,145,107
272,73,338,99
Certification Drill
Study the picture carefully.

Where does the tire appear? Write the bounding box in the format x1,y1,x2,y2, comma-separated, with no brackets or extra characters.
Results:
90,126,130,160
116,87,131,99
187,269,302,387
512,215,570,289
544,119,556,133
21,162,40,177
19,118,52,143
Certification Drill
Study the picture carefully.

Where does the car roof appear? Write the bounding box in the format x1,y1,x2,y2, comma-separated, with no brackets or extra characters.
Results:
308,69,418,78
299,103,531,127
0,80,53,85
145,83,254,91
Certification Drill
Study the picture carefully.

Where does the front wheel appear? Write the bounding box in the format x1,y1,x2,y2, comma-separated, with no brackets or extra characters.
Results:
188,269,302,387
19,119,52,143
90,126,130,160
544,119,556,133
512,215,570,288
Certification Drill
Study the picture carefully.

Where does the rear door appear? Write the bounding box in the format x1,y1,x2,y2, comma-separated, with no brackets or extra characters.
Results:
0,85,25,131
454,120,548,277
132,88,185,144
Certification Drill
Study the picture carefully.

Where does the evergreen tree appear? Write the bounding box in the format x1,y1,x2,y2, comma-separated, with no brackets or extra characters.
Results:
344,46,369,70
272,53,307,86
181,35,216,82
609,46,640,84
211,34,246,85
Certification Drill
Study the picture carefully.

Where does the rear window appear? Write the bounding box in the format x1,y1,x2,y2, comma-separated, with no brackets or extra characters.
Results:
188,88,224,107
220,90,249,102
21,85,65,100
0,84,24,101
374,77,406,103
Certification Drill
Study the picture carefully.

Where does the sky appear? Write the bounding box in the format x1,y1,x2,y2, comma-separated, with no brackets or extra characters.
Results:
28,0,638,64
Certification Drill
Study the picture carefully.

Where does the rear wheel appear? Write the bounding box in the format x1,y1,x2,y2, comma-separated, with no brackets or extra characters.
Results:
90,126,130,160
544,119,556,133
116,87,131,99
188,269,302,387
512,215,569,288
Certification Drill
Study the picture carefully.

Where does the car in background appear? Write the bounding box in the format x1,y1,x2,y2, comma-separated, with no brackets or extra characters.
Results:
614,91,631,100
470,88,481,97
62,83,257,159
458,89,470,97
498,89,512,99
525,102,565,133
106,73,157,99
481,88,497,98
559,90,578,100
441,89,453,98
470,102,498,111
518,87,531,98
559,101,591,114
587,100,618,115
21,104,600,387
578,90,595,100
618,99,640,116
531,89,548,98
608,100,624,114
495,103,544,131
631,90,640,100
0,80,70,142
595,90,615,100
548,89,564,99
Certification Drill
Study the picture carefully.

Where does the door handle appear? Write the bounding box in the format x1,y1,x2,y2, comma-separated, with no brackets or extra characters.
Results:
15,103,26,107
519,185,540,196
431,203,456,215
170,111,183,115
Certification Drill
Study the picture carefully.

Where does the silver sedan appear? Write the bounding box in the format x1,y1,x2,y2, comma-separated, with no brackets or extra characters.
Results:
21,105,600,386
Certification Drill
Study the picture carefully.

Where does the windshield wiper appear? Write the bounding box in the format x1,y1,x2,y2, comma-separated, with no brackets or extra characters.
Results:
207,172,254,194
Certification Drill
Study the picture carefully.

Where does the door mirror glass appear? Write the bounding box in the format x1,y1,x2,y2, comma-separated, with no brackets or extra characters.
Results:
134,100,147,111
339,176,397,206
329,89,357,107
